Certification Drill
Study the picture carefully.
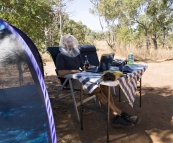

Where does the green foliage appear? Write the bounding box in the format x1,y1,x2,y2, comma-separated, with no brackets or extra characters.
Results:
98,0,120,20
90,0,173,49
0,0,53,52
0,0,95,52
117,26,133,43
63,20,86,43
45,13,94,46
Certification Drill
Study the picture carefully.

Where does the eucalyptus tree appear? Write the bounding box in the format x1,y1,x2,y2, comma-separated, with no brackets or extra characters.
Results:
44,11,69,47
52,0,75,37
121,0,173,50
116,26,133,47
0,0,53,51
90,0,119,50
147,0,173,49
90,0,173,50
44,0,76,47
96,0,154,49
63,19,90,44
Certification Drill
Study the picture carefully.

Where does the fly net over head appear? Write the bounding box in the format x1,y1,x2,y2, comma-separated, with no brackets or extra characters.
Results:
59,34,80,57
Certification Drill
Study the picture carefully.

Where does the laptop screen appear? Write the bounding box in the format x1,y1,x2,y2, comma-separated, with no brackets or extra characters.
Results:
99,53,114,71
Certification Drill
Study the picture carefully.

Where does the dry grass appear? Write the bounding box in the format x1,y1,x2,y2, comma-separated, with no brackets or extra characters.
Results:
94,40,173,62
94,40,125,60
41,53,53,62
41,40,173,63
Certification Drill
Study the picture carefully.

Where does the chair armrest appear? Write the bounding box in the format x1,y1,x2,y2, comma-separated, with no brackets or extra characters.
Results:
64,74,74,79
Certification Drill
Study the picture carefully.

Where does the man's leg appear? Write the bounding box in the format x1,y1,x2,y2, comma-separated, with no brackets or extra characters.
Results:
100,85,118,115
92,87,122,115
100,85,115,104
92,87,141,127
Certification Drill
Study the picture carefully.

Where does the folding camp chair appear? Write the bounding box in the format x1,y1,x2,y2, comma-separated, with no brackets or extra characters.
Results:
47,46,97,121
79,44,99,66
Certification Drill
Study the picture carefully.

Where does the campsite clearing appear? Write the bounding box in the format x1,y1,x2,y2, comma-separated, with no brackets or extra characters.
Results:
44,60,173,143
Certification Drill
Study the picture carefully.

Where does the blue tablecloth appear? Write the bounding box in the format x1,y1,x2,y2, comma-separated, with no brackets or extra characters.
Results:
71,64,147,107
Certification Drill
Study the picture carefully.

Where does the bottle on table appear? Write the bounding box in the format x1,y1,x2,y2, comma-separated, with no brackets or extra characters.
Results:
84,55,90,69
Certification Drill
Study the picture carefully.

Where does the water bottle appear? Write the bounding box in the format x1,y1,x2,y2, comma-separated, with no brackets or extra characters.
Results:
128,53,134,65
84,55,90,69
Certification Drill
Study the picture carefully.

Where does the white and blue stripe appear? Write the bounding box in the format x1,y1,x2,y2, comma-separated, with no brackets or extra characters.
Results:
74,66,147,107
118,67,147,107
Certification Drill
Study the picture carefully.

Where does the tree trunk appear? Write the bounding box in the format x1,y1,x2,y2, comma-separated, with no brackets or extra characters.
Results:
17,62,23,85
145,28,149,50
152,34,158,50
44,27,52,47
162,27,166,48
59,0,63,37
59,12,63,37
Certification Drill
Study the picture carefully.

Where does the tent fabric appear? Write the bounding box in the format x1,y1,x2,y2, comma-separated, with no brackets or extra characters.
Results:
11,25,44,77
0,19,57,143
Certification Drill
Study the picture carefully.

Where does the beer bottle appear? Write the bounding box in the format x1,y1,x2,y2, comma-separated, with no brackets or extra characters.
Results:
84,55,90,69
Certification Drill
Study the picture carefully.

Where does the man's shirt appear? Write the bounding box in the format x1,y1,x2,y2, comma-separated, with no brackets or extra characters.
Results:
56,53,84,71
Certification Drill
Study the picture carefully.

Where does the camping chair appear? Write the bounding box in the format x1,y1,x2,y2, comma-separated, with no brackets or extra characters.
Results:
47,46,97,121
79,44,99,66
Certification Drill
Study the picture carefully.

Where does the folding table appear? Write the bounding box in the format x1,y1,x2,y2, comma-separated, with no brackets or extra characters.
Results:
65,64,147,142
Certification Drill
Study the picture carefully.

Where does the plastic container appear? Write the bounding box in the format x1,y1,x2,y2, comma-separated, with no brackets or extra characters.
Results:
128,53,134,65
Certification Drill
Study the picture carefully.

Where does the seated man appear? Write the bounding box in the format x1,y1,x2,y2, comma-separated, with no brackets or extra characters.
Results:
56,34,141,128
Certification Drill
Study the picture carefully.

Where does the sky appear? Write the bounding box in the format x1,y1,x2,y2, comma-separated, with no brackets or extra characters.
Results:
67,0,103,31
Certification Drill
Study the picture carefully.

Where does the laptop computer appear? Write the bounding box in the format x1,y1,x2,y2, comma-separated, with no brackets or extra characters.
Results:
85,53,115,73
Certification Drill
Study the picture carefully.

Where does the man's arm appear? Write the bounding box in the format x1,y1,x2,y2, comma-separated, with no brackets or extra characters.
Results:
57,70,80,77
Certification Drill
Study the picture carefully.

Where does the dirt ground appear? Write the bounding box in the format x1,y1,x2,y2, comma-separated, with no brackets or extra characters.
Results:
44,60,173,143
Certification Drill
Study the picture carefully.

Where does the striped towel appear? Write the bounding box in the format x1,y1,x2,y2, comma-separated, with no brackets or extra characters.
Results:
118,67,147,107
74,72,102,93
73,65,147,107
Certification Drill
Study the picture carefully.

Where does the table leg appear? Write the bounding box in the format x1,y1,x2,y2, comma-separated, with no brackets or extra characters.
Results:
80,84,84,129
119,85,121,102
107,86,110,142
140,78,142,107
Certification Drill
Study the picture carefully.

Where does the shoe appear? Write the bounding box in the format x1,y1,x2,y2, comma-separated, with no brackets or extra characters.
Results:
121,112,141,124
112,116,134,128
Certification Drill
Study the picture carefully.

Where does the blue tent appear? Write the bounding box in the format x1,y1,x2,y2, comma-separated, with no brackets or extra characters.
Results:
0,19,57,143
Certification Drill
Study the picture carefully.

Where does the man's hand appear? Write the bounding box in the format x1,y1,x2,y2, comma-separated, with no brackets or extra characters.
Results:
71,70,80,74
58,70,81,77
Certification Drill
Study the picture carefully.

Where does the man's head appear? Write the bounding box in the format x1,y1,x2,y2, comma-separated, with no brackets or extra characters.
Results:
59,34,80,57
63,35,73,49
59,34,78,49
